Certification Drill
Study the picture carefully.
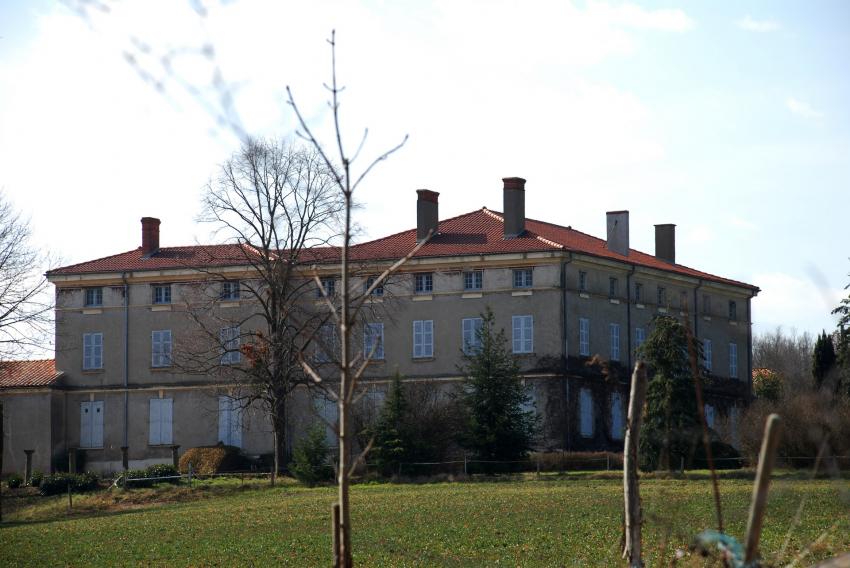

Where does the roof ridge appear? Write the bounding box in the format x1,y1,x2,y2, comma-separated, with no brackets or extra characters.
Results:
48,248,142,274
350,208,493,249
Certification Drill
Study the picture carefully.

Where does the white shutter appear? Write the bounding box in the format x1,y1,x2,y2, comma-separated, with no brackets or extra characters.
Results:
80,402,92,448
579,389,594,437
462,319,472,353
525,316,533,353
230,401,242,448
149,399,161,445
92,401,104,448
163,331,172,366
423,320,433,357
413,321,422,358
610,324,620,361
161,398,173,444
512,316,522,353
218,396,231,444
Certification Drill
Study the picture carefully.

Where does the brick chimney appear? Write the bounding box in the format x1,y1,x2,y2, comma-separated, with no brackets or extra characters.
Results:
503,177,526,239
606,211,630,256
416,190,439,243
654,224,676,264
141,217,161,255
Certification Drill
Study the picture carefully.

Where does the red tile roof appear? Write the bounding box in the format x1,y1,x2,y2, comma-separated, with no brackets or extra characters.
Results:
48,208,757,291
0,359,62,389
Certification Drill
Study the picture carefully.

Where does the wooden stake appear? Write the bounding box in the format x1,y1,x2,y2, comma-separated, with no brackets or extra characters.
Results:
744,413,782,565
332,502,341,567
623,361,648,567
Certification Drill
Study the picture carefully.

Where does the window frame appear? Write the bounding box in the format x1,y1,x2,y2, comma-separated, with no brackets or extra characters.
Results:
729,342,738,378
728,300,738,321
512,315,534,354
463,270,483,291
317,277,336,298
364,323,385,360
657,286,667,307
703,339,713,372
462,317,483,355
412,319,434,358
220,280,240,301
365,276,384,297
609,323,620,361
148,398,174,446
579,318,590,356
579,388,594,438
413,273,433,294
83,332,103,370
578,271,588,292
152,284,172,305
609,277,619,298
513,268,533,289
634,327,645,351
634,282,643,303
220,326,241,365
151,329,173,368
84,287,103,307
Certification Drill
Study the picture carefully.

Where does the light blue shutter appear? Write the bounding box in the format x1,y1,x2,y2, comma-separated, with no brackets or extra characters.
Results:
611,393,624,440
94,333,102,368
163,331,172,366
161,398,173,444
80,402,92,448
423,320,433,357
230,400,242,448
580,389,594,437
83,335,92,369
610,324,620,361
512,317,522,353
92,401,104,447
149,399,161,445
462,319,472,353
705,404,716,428
413,321,423,358
218,396,230,444
524,316,533,353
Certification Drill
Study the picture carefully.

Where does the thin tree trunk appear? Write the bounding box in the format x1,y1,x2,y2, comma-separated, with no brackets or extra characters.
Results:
337,176,353,567
271,429,278,487
744,413,782,565
623,362,647,567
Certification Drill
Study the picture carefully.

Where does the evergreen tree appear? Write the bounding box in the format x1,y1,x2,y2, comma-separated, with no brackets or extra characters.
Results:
812,331,837,389
289,423,334,486
368,373,412,476
457,308,538,462
637,315,700,471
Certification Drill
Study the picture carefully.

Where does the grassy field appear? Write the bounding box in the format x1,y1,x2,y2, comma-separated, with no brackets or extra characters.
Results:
1,473,848,566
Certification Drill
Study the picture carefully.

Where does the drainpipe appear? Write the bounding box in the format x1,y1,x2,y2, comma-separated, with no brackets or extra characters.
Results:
746,291,755,399
694,279,703,343
626,265,636,370
122,272,130,452
561,253,573,451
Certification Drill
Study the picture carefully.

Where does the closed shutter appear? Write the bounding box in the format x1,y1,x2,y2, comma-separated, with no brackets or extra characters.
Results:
92,401,104,448
512,317,522,353
218,396,230,444
80,402,92,448
579,389,594,438
524,317,533,353
230,401,242,448
611,393,624,440
149,399,162,445
161,398,173,445
423,320,433,357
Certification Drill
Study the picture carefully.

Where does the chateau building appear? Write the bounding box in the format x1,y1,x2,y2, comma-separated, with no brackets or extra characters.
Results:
1,178,758,474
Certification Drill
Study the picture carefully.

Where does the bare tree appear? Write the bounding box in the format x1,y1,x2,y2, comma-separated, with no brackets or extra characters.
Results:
177,137,342,484
0,192,53,361
753,326,814,393
288,31,429,567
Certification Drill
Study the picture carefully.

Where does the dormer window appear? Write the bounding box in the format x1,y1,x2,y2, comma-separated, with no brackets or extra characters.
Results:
84,287,103,307
152,284,171,305
221,280,240,301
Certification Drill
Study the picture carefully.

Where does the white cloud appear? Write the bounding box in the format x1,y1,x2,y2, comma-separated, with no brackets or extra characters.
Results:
729,216,757,231
752,272,842,335
786,97,824,119
735,16,781,32
589,2,695,32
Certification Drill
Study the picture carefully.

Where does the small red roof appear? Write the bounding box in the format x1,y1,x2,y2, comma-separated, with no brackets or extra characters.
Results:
48,208,757,291
0,359,62,389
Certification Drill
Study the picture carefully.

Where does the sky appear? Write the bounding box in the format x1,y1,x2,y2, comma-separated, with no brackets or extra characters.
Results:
1,0,848,344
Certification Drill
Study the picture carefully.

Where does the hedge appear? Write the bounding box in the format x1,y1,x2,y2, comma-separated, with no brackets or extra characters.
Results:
178,444,250,475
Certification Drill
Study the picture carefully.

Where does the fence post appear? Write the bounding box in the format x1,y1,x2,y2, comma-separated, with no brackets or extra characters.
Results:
744,414,782,565
680,456,685,473
187,462,193,489
121,446,129,472
67,482,72,510
24,450,34,485
464,453,468,476
623,362,648,567
171,445,180,468
68,448,77,474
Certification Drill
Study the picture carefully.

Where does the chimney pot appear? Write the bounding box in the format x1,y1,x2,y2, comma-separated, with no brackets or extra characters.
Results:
606,211,630,256
141,217,161,255
416,190,439,242
502,177,526,238
654,224,676,264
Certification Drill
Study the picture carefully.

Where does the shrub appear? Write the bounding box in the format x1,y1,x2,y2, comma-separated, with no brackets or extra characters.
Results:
692,437,743,470
39,472,99,496
124,469,152,487
178,444,250,475
145,463,179,481
289,423,334,487
530,451,622,472
7,474,23,489
29,470,44,487
752,368,783,401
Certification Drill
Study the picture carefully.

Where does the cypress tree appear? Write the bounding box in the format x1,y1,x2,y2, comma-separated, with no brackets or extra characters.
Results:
812,331,836,389
369,372,411,476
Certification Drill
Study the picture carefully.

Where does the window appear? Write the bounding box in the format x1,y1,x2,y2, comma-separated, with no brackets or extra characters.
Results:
313,394,338,446
703,294,711,315
705,404,716,429
80,401,104,448
218,396,242,447
579,271,587,292
413,320,434,358
680,291,689,311
611,392,624,441
579,388,594,437
414,273,433,294
152,284,171,305
463,270,483,291
729,300,737,321
83,333,103,370
221,281,240,300
149,398,173,445
579,318,590,356
364,323,385,360
462,317,483,354
512,315,533,354
84,287,103,307
609,277,619,298
634,327,646,351
317,277,335,298
314,324,336,363
513,268,533,288
365,276,384,297
220,326,241,365
729,343,738,378
634,282,643,303
152,330,173,367
609,323,620,361
657,286,667,307
703,339,713,372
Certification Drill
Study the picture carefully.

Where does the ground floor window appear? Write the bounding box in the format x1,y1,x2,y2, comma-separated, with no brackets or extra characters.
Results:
218,396,243,448
80,401,104,448
149,398,173,445
579,388,594,438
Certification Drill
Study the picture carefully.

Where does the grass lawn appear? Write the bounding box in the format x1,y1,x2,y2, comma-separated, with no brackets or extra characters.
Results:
1,473,848,566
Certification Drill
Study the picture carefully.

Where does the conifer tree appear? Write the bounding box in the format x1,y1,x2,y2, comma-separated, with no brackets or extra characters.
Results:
637,315,700,471
458,308,538,462
812,330,836,389
369,373,411,476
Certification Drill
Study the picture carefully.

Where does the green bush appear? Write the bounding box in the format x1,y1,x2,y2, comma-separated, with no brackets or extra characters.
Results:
289,423,334,487
7,474,23,489
29,470,44,487
39,472,99,496
146,463,179,481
